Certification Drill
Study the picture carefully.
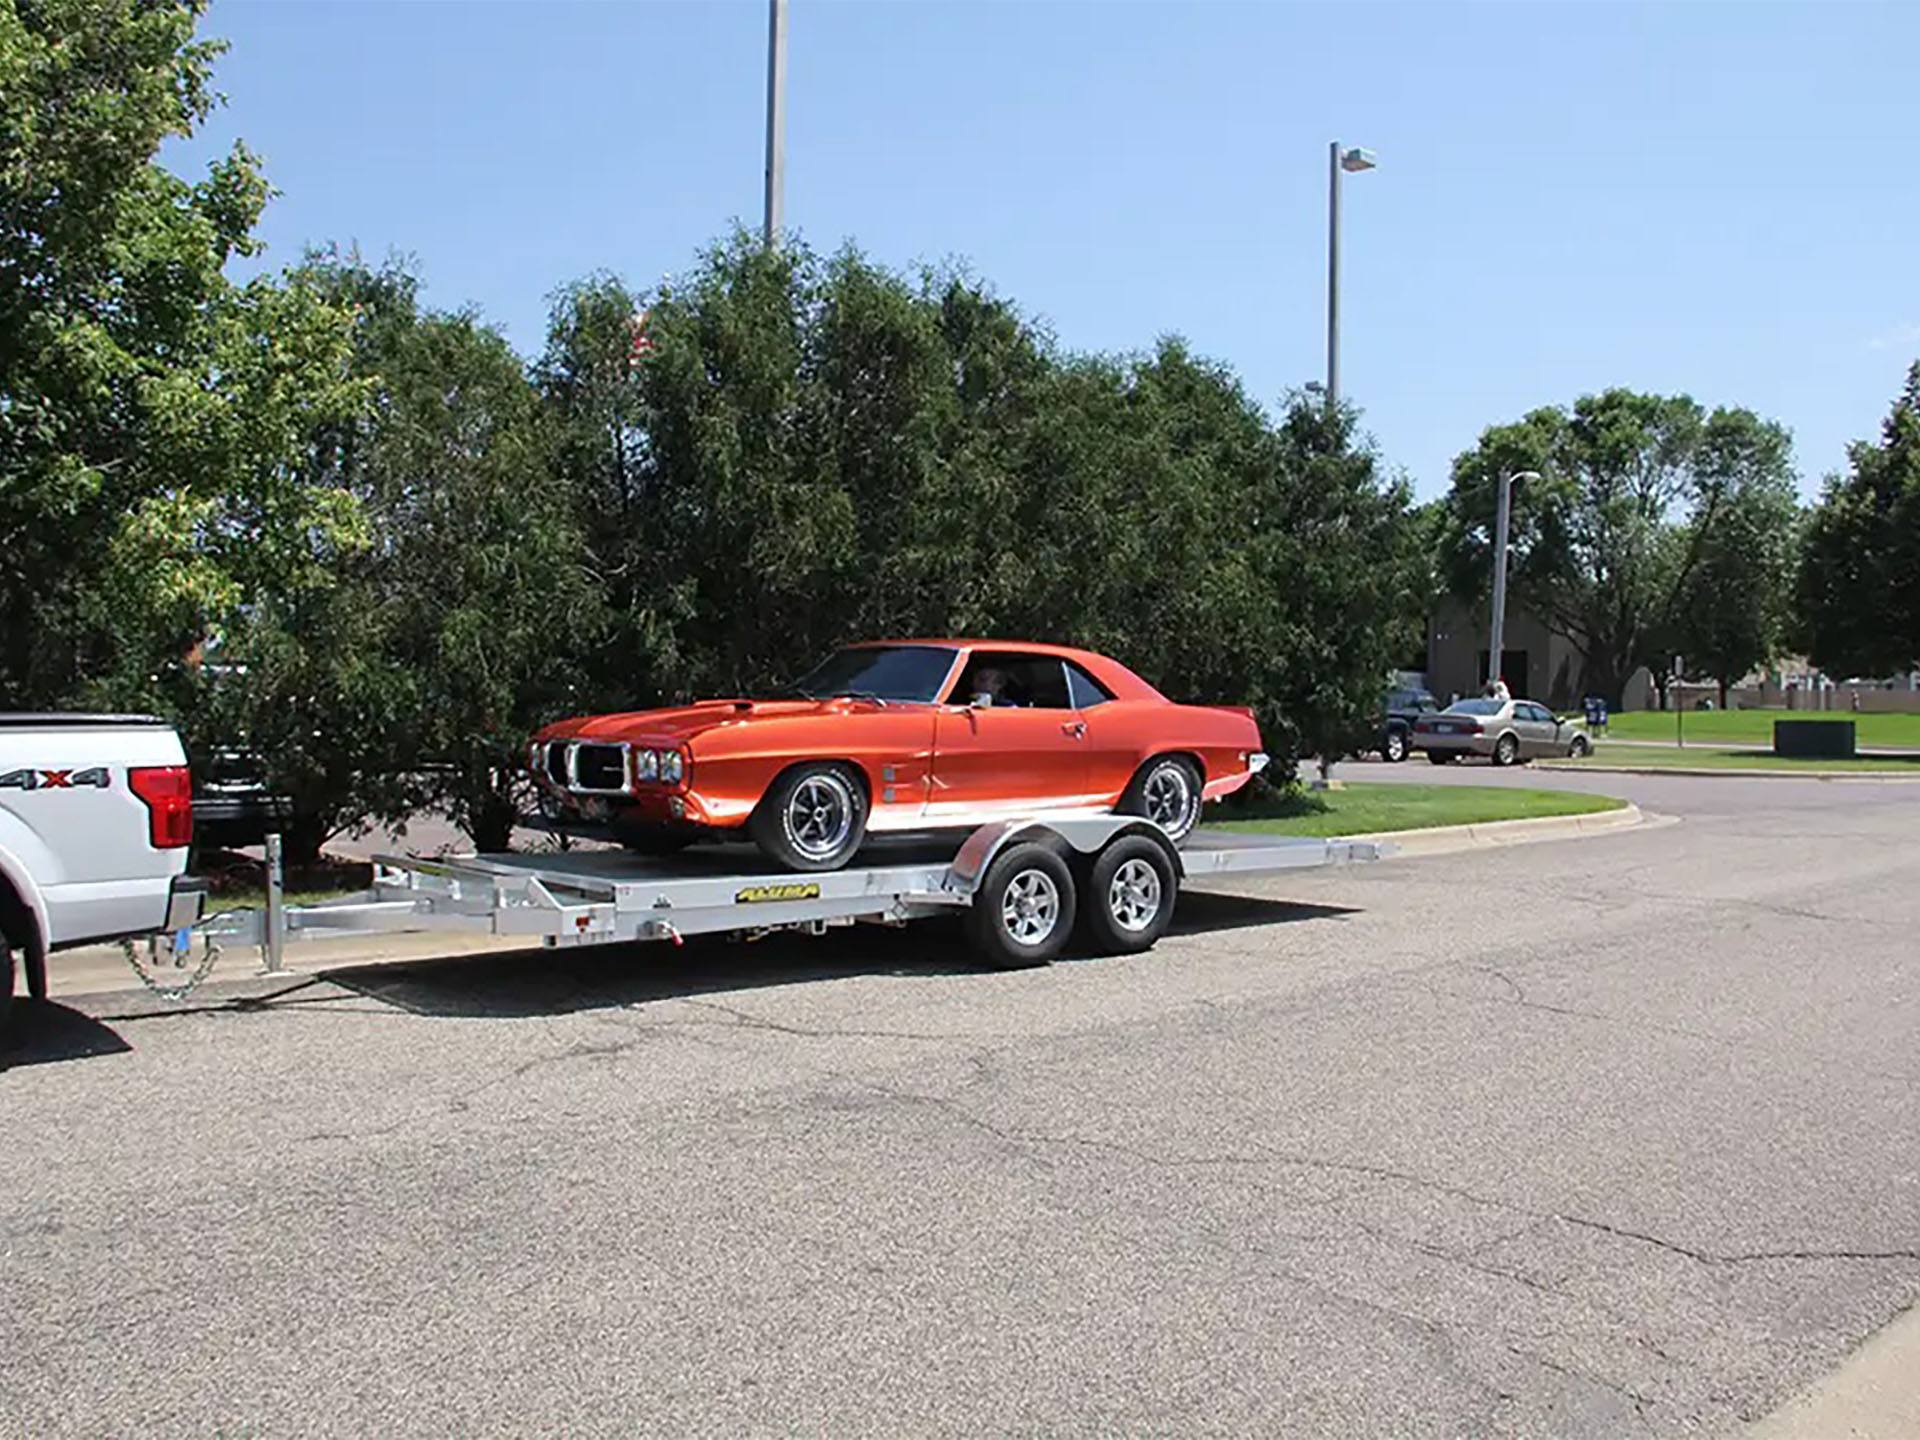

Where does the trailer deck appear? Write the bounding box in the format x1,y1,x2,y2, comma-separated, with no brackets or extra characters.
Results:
172,819,1386,986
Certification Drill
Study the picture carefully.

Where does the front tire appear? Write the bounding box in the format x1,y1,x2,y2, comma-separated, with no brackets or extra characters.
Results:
1121,756,1203,843
1567,734,1592,759
1383,728,1410,763
1078,836,1177,956
749,762,869,872
968,842,1076,968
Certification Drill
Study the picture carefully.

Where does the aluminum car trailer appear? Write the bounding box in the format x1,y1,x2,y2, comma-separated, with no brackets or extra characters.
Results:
150,817,1384,993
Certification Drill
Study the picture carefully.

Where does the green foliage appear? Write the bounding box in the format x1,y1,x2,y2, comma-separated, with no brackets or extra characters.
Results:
1797,362,1920,678
1671,418,1801,698
1,0,365,718
1438,390,1797,703
539,234,1420,784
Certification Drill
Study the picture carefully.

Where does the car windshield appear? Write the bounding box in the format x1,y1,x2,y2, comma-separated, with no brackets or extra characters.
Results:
1446,699,1507,716
780,645,958,704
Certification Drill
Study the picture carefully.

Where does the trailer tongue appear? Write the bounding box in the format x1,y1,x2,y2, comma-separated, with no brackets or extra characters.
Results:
186,818,1386,978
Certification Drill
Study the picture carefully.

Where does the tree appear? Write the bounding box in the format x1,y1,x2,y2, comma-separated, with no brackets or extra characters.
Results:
1439,390,1796,705
1797,362,1920,679
1,0,364,714
1672,417,1801,704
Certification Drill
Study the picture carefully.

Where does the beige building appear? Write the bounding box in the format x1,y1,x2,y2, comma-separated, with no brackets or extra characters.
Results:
1425,596,1600,710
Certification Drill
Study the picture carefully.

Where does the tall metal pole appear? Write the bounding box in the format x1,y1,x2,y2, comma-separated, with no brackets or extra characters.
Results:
763,0,788,250
1487,473,1513,690
1487,470,1538,692
1325,140,1341,413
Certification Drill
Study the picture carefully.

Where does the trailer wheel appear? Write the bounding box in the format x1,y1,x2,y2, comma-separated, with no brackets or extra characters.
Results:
1078,835,1177,956
968,842,1076,968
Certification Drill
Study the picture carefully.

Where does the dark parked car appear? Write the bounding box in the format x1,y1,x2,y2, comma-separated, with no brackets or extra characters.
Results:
1373,687,1440,763
192,748,291,850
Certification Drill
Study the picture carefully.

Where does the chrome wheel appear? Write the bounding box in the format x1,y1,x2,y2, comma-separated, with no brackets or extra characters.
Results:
784,772,856,861
1001,868,1062,947
1107,857,1162,934
1142,761,1197,837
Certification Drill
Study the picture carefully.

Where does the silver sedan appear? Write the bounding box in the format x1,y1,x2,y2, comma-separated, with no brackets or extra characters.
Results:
1411,698,1593,766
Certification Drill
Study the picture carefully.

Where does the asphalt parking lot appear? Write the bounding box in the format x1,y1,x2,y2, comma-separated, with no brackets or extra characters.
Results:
4,767,1917,1436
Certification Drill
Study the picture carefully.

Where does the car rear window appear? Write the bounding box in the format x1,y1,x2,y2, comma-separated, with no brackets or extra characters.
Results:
1065,663,1113,709
1447,699,1505,716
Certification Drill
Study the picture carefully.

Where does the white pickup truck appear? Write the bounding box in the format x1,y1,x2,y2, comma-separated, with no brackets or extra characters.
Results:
1,714,206,1020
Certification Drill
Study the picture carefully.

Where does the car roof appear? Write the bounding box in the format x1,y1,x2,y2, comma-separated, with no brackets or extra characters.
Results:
844,639,1165,701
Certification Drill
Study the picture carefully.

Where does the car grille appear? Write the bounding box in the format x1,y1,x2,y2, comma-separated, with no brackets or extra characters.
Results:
572,743,627,793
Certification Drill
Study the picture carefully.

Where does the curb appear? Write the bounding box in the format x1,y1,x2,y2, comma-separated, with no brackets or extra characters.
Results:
1541,761,1920,782
1353,802,1646,857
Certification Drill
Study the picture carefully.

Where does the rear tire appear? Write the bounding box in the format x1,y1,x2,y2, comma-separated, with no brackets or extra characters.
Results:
1383,728,1409,763
748,762,869,872
968,842,1076,968
1492,733,1520,767
1077,836,1177,956
1120,756,1203,844
0,935,14,1035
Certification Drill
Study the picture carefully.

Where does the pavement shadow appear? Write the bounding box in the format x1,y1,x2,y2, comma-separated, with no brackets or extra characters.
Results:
1166,890,1362,937
319,917,988,1020
0,1002,134,1071
315,890,1365,1020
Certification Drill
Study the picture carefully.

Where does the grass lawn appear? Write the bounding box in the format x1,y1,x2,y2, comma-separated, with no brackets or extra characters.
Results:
1598,709,1920,749
206,886,364,916
1554,744,1920,774
1213,782,1624,838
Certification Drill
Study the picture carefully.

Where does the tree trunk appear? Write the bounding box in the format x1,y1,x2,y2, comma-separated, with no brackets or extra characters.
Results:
280,814,332,869
465,784,518,854
1718,677,1730,710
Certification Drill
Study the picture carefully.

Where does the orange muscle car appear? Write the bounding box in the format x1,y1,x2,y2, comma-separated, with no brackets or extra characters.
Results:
529,640,1269,871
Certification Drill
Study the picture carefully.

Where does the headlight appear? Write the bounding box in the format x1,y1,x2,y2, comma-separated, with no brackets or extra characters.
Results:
635,748,659,781
661,749,684,784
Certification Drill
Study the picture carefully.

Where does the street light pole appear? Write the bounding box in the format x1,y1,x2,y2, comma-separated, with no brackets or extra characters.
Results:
763,0,788,250
1488,469,1540,692
1325,141,1376,414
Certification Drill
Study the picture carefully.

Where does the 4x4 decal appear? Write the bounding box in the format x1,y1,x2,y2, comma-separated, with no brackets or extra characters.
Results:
0,767,112,791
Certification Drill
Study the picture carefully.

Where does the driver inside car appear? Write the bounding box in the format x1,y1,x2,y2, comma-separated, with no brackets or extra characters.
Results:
971,666,1024,707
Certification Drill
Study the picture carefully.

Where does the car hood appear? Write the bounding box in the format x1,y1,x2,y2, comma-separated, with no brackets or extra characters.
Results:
538,698,909,745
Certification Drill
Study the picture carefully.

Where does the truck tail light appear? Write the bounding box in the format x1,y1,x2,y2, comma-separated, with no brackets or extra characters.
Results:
129,765,194,849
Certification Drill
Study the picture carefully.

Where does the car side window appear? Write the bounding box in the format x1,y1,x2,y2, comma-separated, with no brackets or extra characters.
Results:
1065,662,1113,710
1523,703,1552,723
954,653,1072,710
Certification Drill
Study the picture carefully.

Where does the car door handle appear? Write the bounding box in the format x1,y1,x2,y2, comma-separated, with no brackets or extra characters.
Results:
1061,721,1087,739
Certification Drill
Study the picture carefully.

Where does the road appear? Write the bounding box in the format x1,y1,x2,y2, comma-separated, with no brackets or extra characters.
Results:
4,766,1917,1436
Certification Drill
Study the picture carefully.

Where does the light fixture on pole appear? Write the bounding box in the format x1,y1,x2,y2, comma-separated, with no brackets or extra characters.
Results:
763,0,788,250
1325,142,1377,413
1488,470,1540,692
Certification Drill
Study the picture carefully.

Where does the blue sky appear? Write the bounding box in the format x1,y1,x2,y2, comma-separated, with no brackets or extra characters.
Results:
173,0,1920,500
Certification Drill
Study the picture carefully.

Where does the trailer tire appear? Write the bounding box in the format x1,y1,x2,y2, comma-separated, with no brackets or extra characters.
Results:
1077,835,1177,956
968,842,1076,968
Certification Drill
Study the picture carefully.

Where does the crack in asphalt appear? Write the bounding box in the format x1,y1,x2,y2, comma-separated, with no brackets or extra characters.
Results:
835,1080,1920,1274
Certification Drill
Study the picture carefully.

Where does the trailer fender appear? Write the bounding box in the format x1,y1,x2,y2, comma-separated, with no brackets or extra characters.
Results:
948,815,1183,900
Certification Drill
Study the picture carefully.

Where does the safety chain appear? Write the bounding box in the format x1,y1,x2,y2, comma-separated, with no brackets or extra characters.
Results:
120,929,222,1002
